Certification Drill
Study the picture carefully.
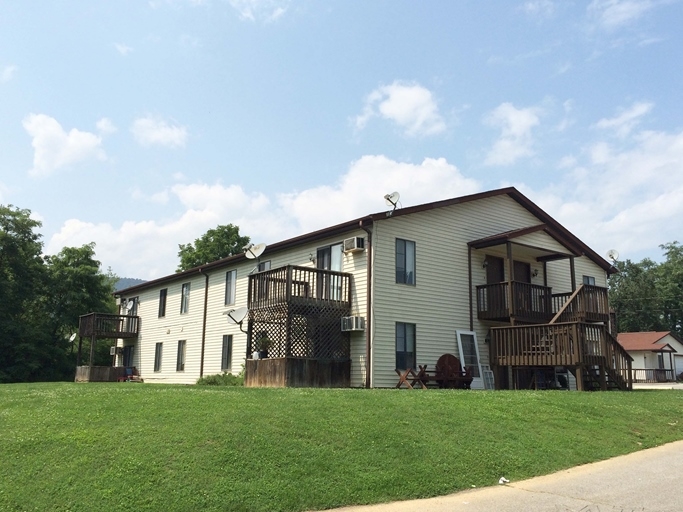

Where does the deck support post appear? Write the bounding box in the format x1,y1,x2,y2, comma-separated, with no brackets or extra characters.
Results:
570,257,576,292
88,334,96,381
599,365,607,390
575,365,584,391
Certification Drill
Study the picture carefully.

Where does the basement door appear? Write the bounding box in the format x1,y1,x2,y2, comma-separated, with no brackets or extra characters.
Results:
456,330,484,390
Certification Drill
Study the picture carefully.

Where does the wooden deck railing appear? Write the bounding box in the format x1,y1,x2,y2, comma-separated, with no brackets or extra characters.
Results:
631,368,676,383
491,321,632,388
476,281,552,322
248,265,352,310
551,285,610,323
78,313,139,338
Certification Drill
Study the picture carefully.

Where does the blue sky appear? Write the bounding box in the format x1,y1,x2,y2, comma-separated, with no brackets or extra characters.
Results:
1,0,682,279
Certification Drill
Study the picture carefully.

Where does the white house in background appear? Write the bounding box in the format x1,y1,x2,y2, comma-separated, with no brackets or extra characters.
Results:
617,331,683,382
82,187,630,390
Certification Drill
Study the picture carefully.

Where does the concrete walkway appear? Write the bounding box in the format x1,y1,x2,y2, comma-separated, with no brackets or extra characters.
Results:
331,440,683,512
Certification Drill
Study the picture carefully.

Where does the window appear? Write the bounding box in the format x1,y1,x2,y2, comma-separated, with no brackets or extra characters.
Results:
225,270,236,306
176,340,186,371
180,283,190,314
317,243,343,300
582,275,596,286
222,335,233,372
258,260,271,272
396,322,416,370
154,343,163,372
396,239,416,285
158,289,167,317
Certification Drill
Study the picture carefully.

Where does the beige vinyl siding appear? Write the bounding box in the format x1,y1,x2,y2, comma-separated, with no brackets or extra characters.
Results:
129,274,207,384
127,229,369,385
370,194,586,388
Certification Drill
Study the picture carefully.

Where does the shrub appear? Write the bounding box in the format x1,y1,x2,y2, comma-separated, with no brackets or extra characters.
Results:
196,372,243,386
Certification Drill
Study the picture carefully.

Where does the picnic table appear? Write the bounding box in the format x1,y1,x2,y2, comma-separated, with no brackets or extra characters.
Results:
395,353,473,390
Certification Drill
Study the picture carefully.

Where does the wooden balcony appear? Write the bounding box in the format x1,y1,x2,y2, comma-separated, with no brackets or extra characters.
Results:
476,281,553,323
476,283,610,325
78,313,139,339
490,321,632,390
248,265,352,310
631,368,676,383
551,285,610,323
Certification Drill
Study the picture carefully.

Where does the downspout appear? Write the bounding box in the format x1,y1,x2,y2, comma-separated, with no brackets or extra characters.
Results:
199,268,210,378
360,219,373,389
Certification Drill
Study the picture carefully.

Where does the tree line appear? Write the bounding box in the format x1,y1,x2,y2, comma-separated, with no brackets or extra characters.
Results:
609,242,683,338
0,205,117,382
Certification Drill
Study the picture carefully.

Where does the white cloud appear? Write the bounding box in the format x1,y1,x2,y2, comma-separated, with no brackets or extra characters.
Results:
355,81,446,137
114,43,134,55
130,116,188,148
96,117,117,135
228,0,289,22
593,101,653,138
588,0,656,31
532,126,683,261
521,0,556,18
22,114,106,178
46,155,479,278
483,102,541,166
1,64,17,83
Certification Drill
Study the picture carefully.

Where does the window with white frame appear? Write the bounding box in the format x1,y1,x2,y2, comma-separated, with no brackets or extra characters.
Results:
396,239,416,285
158,289,167,318
176,340,186,371
225,270,236,305
154,342,163,372
180,283,190,314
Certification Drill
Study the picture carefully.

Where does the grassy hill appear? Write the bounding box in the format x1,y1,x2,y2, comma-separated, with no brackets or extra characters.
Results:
2,383,683,511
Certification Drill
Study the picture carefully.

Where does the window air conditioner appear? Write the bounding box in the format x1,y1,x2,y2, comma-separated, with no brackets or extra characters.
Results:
343,237,365,253
341,316,366,332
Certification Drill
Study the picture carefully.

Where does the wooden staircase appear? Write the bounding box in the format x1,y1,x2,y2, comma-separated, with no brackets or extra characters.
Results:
551,286,631,391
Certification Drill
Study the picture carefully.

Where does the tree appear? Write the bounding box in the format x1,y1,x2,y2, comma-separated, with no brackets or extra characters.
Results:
44,244,118,370
0,204,119,382
609,241,683,338
177,224,250,272
0,205,48,382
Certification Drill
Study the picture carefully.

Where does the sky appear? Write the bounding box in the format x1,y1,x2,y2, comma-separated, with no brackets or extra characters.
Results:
1,0,682,280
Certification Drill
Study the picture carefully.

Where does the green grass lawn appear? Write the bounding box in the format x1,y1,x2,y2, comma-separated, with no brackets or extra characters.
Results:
2,384,683,511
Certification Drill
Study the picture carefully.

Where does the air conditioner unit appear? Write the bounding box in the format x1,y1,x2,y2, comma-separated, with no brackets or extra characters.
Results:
343,236,365,253
341,316,366,332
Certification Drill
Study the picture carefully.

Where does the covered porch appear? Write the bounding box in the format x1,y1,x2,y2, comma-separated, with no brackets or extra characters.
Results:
468,224,610,326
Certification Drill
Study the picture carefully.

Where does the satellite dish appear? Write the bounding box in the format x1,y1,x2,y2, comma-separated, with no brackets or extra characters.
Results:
69,333,77,342
384,191,400,208
223,306,249,333
606,249,619,261
244,243,266,259
125,300,135,312
224,306,248,324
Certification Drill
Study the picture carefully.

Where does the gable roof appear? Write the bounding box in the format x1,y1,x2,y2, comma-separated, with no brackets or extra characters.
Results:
617,332,678,352
116,186,614,296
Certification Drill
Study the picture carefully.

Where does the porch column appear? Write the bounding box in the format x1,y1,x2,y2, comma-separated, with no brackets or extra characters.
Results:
570,257,576,292
506,242,515,325
468,246,474,331
670,351,675,381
